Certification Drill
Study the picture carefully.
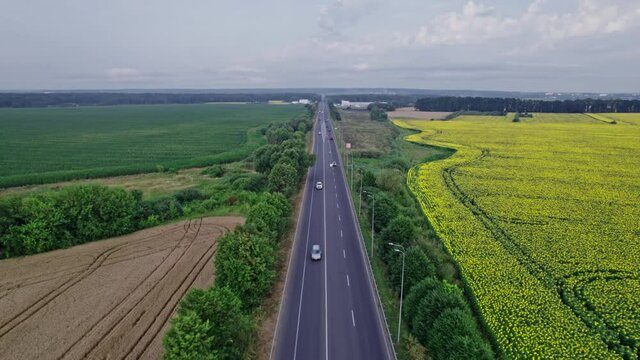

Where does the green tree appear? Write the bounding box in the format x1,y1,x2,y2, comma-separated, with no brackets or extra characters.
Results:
266,126,293,145
428,308,493,360
254,145,277,173
173,287,252,359
268,162,298,196
412,285,468,344
379,216,415,262
163,310,217,360
370,106,389,121
389,246,436,293
215,232,277,311
362,171,376,187
404,277,441,327
369,194,398,233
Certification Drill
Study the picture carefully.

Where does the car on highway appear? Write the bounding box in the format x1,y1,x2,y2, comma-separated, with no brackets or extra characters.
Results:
329,137,334,141
315,181,323,190
310,245,322,260
329,161,337,167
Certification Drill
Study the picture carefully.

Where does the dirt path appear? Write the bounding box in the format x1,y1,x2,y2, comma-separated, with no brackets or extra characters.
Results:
0,216,243,360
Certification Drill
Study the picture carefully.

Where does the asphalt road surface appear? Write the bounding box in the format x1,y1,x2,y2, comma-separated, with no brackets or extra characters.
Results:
271,100,395,360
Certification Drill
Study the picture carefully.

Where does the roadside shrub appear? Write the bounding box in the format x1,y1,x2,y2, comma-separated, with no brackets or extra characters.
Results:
389,246,436,293
268,162,298,196
231,173,266,192
412,285,468,344
368,194,398,233
163,310,216,360
428,308,493,360
201,164,225,178
379,216,415,262
143,197,183,221
174,188,207,203
214,231,277,311
376,169,405,195
165,287,252,360
404,277,441,327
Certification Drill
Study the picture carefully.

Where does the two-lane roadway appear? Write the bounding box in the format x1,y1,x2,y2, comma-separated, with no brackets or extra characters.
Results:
271,100,394,360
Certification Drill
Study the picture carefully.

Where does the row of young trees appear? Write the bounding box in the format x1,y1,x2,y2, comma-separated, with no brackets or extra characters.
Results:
163,108,314,359
415,96,640,113
357,163,493,358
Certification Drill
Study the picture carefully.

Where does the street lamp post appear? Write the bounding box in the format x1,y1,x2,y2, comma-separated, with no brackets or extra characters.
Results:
364,191,375,257
388,243,405,344
358,167,363,217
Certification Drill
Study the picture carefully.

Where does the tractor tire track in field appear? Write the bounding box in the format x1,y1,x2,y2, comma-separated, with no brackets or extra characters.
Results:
68,218,208,358
0,225,186,300
57,218,204,360
0,216,243,360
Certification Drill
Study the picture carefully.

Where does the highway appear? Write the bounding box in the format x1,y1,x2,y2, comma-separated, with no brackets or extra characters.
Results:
271,100,395,360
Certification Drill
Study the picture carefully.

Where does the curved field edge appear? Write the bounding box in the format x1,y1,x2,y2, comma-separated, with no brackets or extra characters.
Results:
392,119,616,359
0,126,264,189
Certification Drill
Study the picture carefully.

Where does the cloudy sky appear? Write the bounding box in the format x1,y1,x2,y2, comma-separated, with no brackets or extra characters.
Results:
1,0,639,92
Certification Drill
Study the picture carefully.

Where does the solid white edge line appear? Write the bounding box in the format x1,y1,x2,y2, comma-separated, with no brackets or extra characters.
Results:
270,103,320,360
322,105,329,360
351,309,356,327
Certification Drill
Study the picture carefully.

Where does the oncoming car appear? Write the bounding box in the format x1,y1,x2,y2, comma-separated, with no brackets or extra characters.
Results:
315,181,323,190
329,161,337,167
311,244,322,260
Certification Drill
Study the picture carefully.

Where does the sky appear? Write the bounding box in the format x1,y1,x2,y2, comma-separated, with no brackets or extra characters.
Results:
1,0,639,92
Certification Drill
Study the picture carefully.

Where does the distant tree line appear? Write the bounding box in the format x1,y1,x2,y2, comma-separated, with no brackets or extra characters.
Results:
0,92,320,108
415,96,640,113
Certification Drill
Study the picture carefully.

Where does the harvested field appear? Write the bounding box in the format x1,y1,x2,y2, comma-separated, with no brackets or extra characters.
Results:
388,107,451,120
0,216,243,360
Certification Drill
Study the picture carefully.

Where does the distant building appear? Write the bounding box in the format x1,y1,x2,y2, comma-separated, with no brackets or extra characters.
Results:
338,100,372,110
298,99,311,104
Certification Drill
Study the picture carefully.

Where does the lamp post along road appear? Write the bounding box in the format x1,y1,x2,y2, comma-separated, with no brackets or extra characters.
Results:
358,168,363,217
388,243,406,344
364,191,375,258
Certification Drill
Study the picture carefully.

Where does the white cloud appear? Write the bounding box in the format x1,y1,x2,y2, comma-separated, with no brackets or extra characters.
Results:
318,0,382,37
412,1,516,46
106,67,143,82
353,63,370,71
402,0,640,48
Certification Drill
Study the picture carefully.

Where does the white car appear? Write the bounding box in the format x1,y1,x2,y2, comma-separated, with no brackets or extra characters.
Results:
329,161,337,167
315,181,323,190
311,245,322,260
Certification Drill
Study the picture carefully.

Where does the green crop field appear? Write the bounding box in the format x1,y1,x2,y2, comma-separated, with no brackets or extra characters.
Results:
393,114,640,359
0,104,306,188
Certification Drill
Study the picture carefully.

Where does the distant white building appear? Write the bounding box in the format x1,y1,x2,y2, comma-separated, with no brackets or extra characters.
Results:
338,100,372,110
298,99,311,104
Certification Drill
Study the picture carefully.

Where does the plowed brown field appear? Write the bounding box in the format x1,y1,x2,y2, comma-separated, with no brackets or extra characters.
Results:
0,216,243,360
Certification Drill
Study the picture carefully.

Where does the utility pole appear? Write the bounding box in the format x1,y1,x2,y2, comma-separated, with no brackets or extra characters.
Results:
364,191,375,257
388,243,406,344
